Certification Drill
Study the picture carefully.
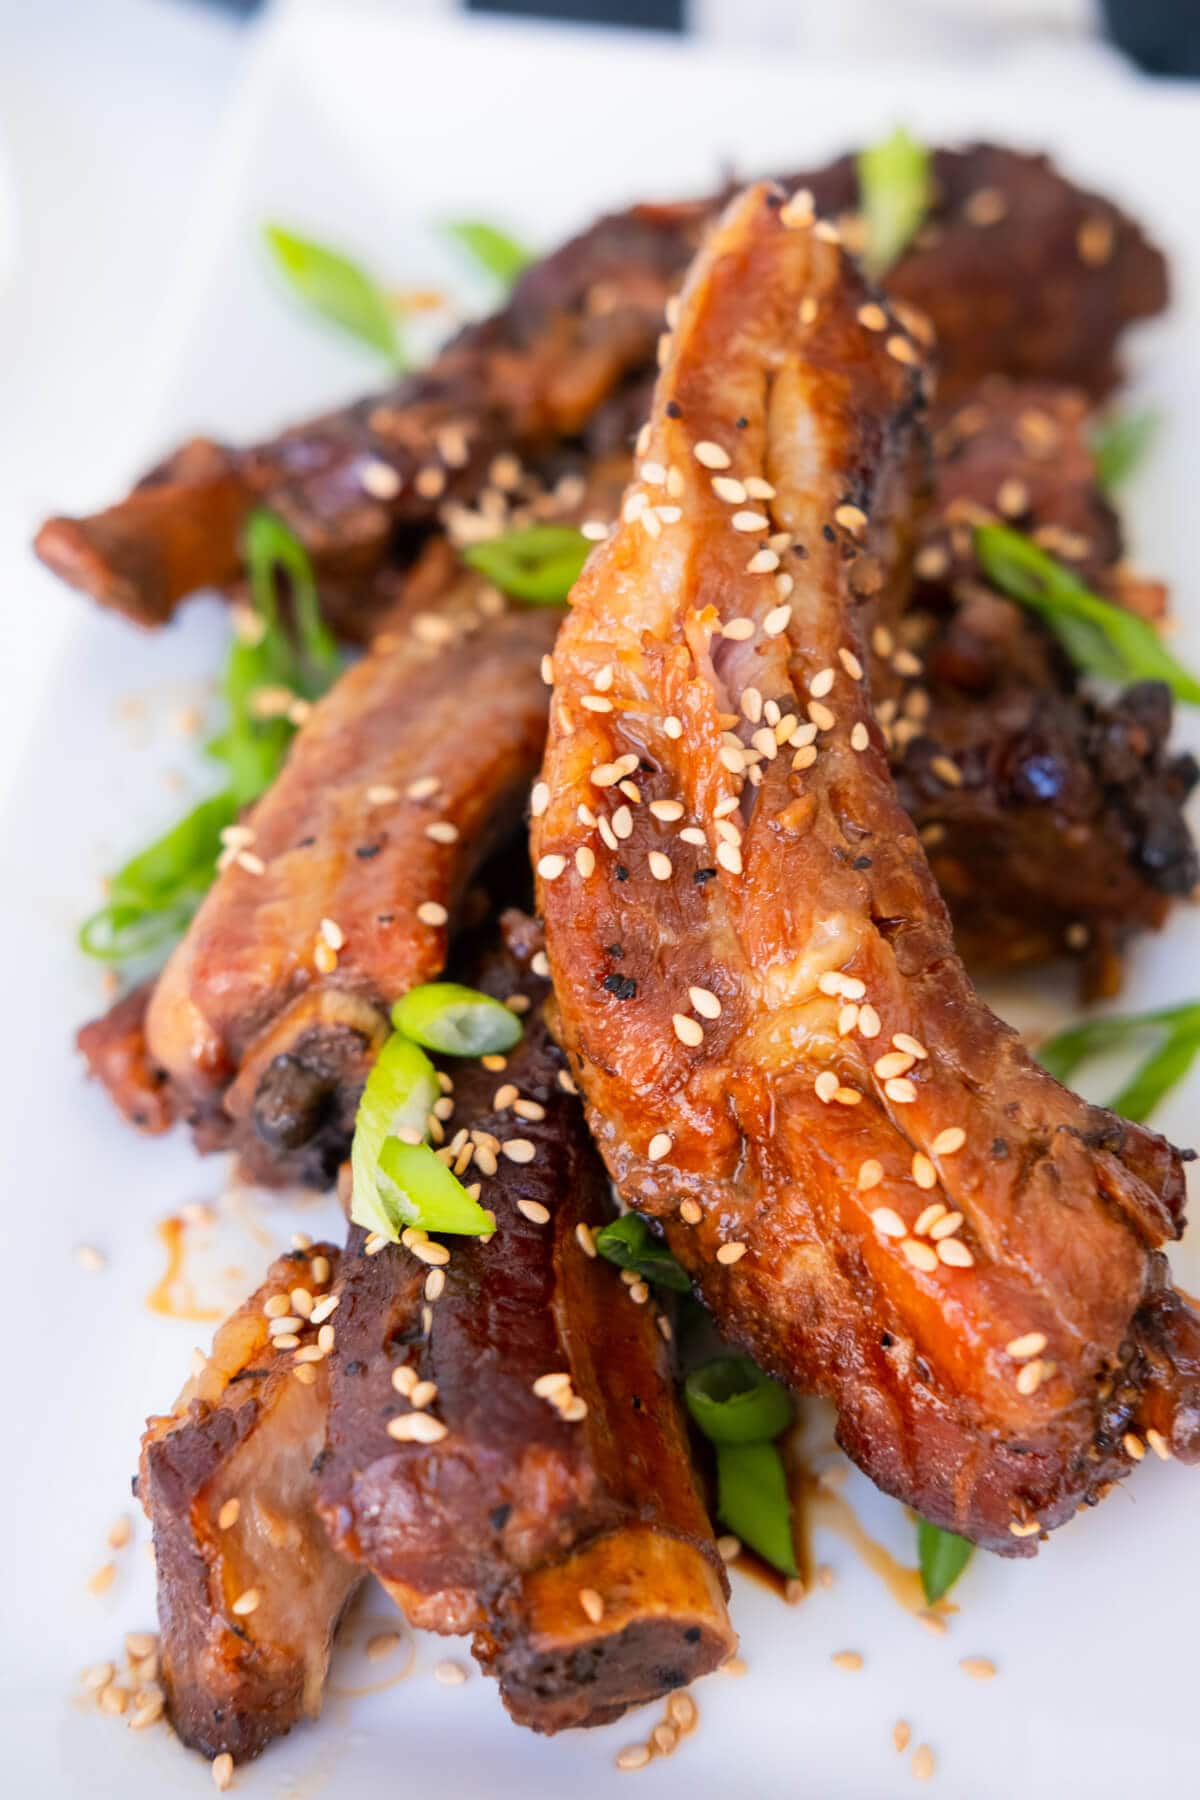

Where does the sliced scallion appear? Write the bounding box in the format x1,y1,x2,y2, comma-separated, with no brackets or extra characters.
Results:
446,219,533,288
376,1135,494,1237
1092,407,1159,493
857,127,931,279
1036,1000,1200,1125
263,224,405,367
349,1034,441,1241
714,1440,798,1578
975,524,1200,705
684,1355,792,1446
916,1518,974,1605
462,524,591,605
390,982,523,1057
593,1214,691,1293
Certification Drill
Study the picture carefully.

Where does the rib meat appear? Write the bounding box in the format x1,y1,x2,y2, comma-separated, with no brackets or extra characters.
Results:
317,915,733,1730
533,183,1198,1555
35,145,1166,631
143,604,556,1184
138,1243,359,1761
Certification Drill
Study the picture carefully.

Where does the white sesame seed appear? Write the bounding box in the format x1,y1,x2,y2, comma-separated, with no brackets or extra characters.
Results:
912,1156,938,1192
815,1071,839,1104
361,459,402,500
932,1127,966,1156
538,854,566,880
885,1078,918,1104
901,1238,938,1273
530,782,550,818
850,722,870,752
648,1132,672,1162
575,846,596,879
722,616,756,641
857,1004,881,1038
746,548,780,574
417,901,448,927
745,476,776,500
387,1412,448,1444
694,440,731,470
809,667,835,699
648,851,673,881
650,799,684,821
892,1033,928,1059
834,504,868,535
673,1013,704,1047
764,603,792,637
937,1237,975,1268
716,1242,748,1265
871,1207,906,1238
929,1211,963,1241
502,1138,536,1164
640,461,666,486
732,511,769,534
517,1199,551,1224
1146,1428,1172,1460
857,1159,883,1191
712,475,748,504
689,986,722,1019
1016,1359,1045,1396
581,694,614,713
212,1753,234,1792
231,1588,261,1617
664,715,683,739
874,1051,916,1080
716,841,743,875
435,1658,468,1686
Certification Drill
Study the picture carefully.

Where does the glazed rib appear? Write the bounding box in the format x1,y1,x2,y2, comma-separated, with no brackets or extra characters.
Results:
533,183,1197,1554
889,379,1198,992
36,145,1166,631
143,603,556,1185
139,1244,359,1761
318,916,733,1730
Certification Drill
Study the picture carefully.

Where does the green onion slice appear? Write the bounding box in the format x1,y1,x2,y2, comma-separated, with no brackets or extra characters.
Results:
857,127,932,279
975,524,1200,705
916,1518,974,1605
78,791,238,963
446,219,533,287
390,982,523,1057
1092,407,1159,493
244,507,341,687
715,1440,799,1577
1036,1000,1200,1125
684,1354,792,1445
593,1214,691,1293
263,223,404,366
463,524,591,605
349,1035,441,1241
375,1136,494,1237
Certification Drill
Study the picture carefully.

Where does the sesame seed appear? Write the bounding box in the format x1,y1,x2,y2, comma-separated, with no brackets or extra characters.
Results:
912,1157,938,1193
425,1268,446,1301
581,694,614,713
792,745,818,772
574,1222,597,1259
1006,1332,1047,1360
664,715,683,739
871,1208,906,1238
517,1198,551,1225
815,1071,840,1103
960,1657,997,1680
857,1004,881,1038
410,1379,438,1409
886,334,920,366
809,666,835,699
679,1199,702,1226
673,1013,705,1048
560,1395,588,1421
502,1138,536,1164
435,1658,467,1686
611,805,634,840
1124,1432,1146,1461
937,1237,974,1268
807,700,836,732
74,1243,106,1271
417,901,448,927
538,854,566,880
648,851,673,881
911,1744,936,1783
212,1752,234,1791
716,1242,747,1265
834,504,867,535
858,302,888,332
834,1086,861,1106
361,458,401,500
1146,1428,1172,1460
746,547,780,574
929,1211,963,1241
732,511,769,534
616,1745,652,1773
885,1077,917,1104
514,1099,545,1123
893,648,923,677
392,1365,418,1396
387,1412,448,1444
763,603,792,637
893,1721,912,1753
217,1498,241,1531
533,1372,572,1399
87,1562,117,1596
575,845,596,879
641,461,666,487
650,798,684,821
648,1132,673,1162
579,1587,605,1624
716,841,743,875
901,1238,938,1273
722,616,756,640
541,655,554,685
932,1127,966,1156
857,1160,884,1191
366,1631,404,1662
231,1588,260,1617
837,1003,860,1036
236,850,265,876
930,755,963,788
712,475,748,504
694,440,731,470
780,187,815,227
1009,1519,1040,1537
272,1334,300,1350
686,986,721,1021
530,781,549,818
874,1051,915,1080
831,1651,863,1672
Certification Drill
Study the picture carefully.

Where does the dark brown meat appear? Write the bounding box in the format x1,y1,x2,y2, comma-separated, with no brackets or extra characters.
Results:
76,980,176,1133
533,183,1198,1556
139,1244,359,1762
317,919,733,1730
143,603,556,1185
35,145,1166,630
886,380,1198,992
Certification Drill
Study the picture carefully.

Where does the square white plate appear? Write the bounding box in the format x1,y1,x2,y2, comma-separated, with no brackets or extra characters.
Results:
6,4,1200,1795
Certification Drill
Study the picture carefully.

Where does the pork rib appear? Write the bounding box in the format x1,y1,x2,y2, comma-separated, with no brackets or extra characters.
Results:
317,917,733,1730
533,183,1197,1555
138,1244,359,1761
35,146,1166,631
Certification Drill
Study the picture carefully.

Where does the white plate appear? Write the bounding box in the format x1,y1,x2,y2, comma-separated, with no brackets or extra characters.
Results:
7,5,1200,1796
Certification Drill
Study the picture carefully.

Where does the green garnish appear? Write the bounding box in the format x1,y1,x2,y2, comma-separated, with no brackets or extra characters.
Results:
714,1440,799,1578
1092,407,1159,493
974,524,1200,704
446,219,534,288
463,524,591,605
80,512,339,964
375,1136,494,1237
390,982,523,1057
917,1519,974,1605
349,1034,441,1241
684,1355,793,1445
263,224,405,367
1036,1001,1200,1125
857,127,932,279
593,1214,691,1293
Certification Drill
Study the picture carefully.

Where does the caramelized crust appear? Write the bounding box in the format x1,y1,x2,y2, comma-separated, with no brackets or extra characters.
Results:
35,145,1166,629
144,607,556,1184
76,980,176,1133
317,921,732,1729
139,1246,359,1761
533,184,1196,1555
